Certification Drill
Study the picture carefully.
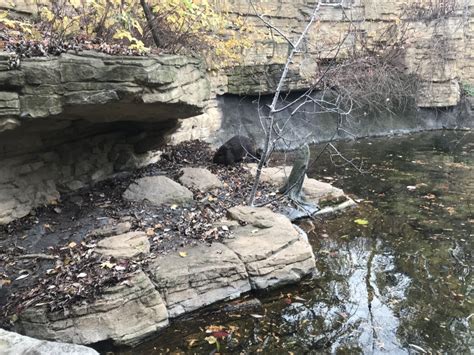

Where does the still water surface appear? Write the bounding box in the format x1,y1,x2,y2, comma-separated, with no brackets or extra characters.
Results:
120,131,473,354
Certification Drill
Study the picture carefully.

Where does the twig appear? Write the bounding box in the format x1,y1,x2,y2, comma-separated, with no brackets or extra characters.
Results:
18,253,57,260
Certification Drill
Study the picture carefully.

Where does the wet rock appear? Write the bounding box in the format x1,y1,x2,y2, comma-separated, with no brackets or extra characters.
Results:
149,243,251,318
302,179,345,203
123,176,193,206
95,231,150,258
224,206,317,290
89,221,132,238
17,271,169,346
179,167,222,191
0,328,99,355
221,298,263,314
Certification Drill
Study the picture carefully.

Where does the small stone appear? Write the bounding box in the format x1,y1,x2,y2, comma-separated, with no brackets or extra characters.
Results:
123,176,194,206
179,167,222,192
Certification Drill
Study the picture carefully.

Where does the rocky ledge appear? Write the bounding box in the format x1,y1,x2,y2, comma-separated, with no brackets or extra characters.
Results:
15,205,317,347
0,52,211,225
0,51,210,132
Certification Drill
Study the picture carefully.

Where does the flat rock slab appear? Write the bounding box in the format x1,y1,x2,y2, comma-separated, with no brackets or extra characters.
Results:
89,221,132,238
0,328,98,355
179,167,222,191
17,271,169,346
149,243,251,318
123,176,193,206
225,206,317,290
95,231,150,258
302,178,345,202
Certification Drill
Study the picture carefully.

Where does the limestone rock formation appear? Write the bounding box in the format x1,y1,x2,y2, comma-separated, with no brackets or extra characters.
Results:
0,328,99,355
16,206,318,346
95,231,150,258
123,176,194,206
149,243,251,318
179,167,222,191
0,51,209,129
224,206,317,289
17,271,169,346
0,52,210,225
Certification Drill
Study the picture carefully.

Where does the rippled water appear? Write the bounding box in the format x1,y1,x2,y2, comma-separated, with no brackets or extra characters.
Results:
117,131,473,354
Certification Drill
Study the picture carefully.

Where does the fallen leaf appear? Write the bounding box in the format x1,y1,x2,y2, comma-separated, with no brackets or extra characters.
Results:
354,218,369,225
15,274,29,281
170,204,178,210
250,314,264,319
205,335,217,345
77,272,87,278
68,241,77,248
179,251,188,258
100,261,116,269
211,330,230,339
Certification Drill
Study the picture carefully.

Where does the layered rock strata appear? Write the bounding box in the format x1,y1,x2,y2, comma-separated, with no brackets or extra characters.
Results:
0,52,210,225
16,206,317,346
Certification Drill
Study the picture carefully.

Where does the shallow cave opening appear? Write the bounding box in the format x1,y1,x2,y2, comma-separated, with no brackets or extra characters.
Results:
0,117,180,225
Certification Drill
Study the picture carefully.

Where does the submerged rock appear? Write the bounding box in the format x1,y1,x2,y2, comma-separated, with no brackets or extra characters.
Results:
179,167,222,191
0,328,98,355
17,271,169,346
123,176,194,206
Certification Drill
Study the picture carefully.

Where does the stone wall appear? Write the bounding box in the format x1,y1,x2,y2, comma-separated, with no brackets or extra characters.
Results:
3,0,472,107
171,0,473,144
218,0,473,108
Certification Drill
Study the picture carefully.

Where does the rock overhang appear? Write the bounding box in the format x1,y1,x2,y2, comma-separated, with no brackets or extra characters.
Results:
0,51,210,132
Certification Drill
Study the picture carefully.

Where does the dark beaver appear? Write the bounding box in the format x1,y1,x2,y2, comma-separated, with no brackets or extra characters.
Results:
213,135,261,165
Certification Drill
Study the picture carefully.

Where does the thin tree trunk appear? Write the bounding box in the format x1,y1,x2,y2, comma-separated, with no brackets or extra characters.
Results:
248,0,322,206
140,0,161,48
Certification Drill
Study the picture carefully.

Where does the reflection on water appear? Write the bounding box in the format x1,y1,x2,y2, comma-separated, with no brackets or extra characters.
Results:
119,131,473,354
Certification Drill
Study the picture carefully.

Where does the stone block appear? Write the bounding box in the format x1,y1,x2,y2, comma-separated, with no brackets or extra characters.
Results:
95,231,150,259
149,243,251,318
123,176,194,206
224,206,317,290
179,167,222,191
0,328,99,355
17,271,169,346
